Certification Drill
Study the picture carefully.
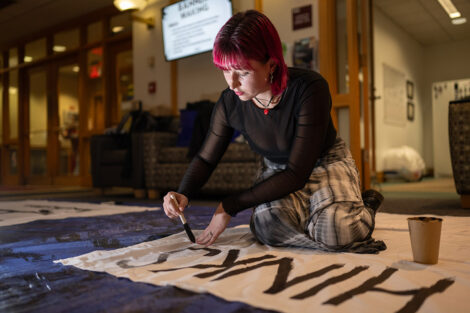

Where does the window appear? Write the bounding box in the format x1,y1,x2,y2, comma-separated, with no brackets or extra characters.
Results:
0,74,3,144
8,70,19,140
8,48,18,67
53,28,79,54
25,38,47,63
87,21,103,43
110,12,132,35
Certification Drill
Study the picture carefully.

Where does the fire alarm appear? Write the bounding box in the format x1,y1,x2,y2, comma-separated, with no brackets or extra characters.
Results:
148,81,156,94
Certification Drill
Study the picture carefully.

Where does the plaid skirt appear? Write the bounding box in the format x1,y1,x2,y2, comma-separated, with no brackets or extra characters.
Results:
250,137,386,254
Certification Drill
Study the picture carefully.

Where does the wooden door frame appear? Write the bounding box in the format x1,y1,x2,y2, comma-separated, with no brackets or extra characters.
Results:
106,39,132,127
319,0,371,190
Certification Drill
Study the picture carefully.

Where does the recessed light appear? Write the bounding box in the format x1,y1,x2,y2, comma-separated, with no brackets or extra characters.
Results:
112,26,125,33
452,17,467,25
24,56,33,62
53,45,67,52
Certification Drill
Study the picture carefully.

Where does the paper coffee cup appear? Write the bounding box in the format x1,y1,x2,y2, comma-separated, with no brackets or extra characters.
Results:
407,217,442,264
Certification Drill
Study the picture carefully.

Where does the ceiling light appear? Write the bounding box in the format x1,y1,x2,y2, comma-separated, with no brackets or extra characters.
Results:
72,66,80,73
53,45,66,52
452,17,467,25
113,0,147,11
24,56,33,63
437,0,462,19
113,0,154,29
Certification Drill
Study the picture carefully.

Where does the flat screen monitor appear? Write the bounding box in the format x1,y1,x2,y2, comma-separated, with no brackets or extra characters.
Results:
161,0,232,61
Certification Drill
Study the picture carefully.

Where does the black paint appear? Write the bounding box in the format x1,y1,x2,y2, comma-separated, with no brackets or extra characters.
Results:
265,263,344,294
291,266,369,299
324,267,398,304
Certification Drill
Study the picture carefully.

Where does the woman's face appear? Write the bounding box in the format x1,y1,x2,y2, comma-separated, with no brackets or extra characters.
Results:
222,59,273,101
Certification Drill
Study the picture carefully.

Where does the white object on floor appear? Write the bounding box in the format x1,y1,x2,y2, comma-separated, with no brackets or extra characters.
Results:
56,213,470,313
383,145,426,181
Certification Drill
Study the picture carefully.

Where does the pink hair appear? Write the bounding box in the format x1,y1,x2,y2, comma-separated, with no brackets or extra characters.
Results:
213,10,288,96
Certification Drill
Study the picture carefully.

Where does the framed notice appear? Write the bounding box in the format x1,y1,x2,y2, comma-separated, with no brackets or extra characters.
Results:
292,5,312,30
406,80,414,99
407,102,415,121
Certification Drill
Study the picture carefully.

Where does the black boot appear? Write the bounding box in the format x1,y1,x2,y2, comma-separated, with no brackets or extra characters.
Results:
362,189,384,214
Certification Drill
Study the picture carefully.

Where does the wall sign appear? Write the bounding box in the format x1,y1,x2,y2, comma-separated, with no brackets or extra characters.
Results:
292,5,312,30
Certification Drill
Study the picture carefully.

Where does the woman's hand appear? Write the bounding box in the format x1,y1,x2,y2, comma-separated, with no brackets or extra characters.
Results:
163,192,189,219
196,203,231,246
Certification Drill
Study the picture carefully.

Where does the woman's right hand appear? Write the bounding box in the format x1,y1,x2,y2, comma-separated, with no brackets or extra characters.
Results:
163,192,189,219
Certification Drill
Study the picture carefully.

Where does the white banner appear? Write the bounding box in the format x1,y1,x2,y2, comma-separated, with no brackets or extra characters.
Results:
0,200,159,226
56,213,470,313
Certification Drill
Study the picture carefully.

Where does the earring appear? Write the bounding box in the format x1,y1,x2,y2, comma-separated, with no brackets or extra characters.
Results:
270,72,274,84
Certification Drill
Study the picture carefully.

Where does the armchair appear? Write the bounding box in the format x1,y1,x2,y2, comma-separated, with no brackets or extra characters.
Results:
142,132,260,199
90,133,147,198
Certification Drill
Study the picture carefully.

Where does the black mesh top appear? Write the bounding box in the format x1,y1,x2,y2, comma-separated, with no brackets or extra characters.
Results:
178,68,337,216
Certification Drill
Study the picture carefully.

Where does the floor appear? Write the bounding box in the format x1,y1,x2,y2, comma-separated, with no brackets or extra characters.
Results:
0,177,458,200
372,177,459,199
0,177,466,217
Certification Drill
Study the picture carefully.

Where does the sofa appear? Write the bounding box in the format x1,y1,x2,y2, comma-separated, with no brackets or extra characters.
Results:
142,132,260,199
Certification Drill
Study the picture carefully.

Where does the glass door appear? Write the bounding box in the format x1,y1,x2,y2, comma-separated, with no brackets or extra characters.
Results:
1,68,21,185
25,57,81,185
108,40,134,126
56,62,80,182
26,66,49,184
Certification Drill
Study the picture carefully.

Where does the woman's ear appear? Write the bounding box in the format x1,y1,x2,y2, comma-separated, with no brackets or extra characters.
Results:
268,59,276,73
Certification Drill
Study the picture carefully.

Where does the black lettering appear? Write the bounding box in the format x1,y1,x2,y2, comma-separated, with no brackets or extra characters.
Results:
265,263,345,294
325,267,398,305
117,247,222,269
292,266,369,299
150,249,277,278
394,278,454,313
325,267,454,313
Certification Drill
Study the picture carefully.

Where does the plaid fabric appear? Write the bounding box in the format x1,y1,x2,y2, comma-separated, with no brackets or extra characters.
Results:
250,137,386,253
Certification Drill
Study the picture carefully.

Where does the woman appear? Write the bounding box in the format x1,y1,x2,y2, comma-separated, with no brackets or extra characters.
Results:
163,10,385,253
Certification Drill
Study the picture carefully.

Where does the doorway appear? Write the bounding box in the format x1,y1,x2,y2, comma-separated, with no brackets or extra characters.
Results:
24,57,80,185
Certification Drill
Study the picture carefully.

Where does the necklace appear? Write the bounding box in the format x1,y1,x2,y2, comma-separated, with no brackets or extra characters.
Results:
254,95,275,115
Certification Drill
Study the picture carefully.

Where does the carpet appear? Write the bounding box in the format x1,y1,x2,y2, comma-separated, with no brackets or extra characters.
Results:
56,212,470,313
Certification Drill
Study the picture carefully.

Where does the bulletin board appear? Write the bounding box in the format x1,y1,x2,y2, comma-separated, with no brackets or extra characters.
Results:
383,63,406,126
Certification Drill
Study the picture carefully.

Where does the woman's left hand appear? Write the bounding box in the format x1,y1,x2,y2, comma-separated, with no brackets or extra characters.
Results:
196,203,231,246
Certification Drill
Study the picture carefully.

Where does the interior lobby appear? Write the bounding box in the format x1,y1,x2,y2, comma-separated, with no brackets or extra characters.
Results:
2,2,470,313
0,0,469,206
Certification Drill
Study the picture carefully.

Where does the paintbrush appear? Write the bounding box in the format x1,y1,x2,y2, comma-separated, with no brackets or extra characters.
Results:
169,194,195,243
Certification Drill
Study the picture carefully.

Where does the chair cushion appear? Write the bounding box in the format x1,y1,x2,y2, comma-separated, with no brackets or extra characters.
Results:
100,150,127,165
